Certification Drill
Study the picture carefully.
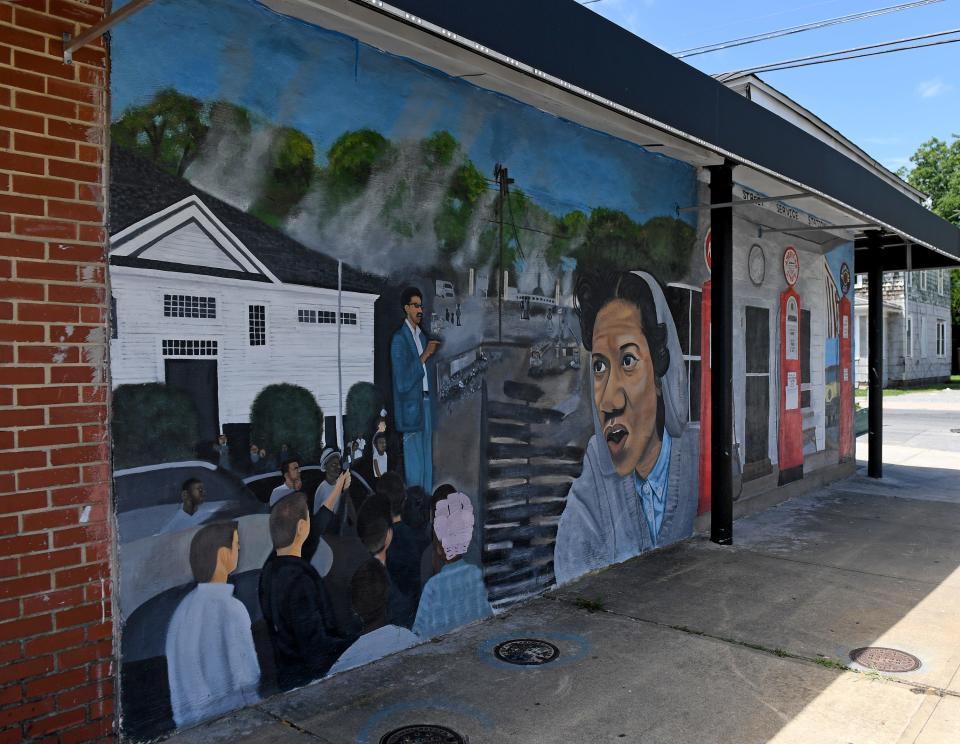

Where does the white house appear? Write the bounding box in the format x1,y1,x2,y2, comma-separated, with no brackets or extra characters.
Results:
109,146,381,447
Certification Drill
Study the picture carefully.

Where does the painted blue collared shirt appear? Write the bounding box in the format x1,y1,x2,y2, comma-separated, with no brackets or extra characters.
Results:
633,430,672,547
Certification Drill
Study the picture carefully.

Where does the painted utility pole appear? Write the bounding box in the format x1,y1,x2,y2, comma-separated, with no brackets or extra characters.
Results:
494,163,514,343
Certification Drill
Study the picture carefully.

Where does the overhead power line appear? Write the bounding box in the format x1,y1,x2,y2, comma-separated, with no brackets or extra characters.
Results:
675,0,943,58
722,26,960,76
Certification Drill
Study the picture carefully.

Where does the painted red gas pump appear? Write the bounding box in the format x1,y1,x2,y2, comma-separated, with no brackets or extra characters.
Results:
778,247,804,485
838,262,854,461
698,230,711,514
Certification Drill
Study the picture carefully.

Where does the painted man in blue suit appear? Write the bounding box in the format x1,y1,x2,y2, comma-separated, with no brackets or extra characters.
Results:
391,287,440,493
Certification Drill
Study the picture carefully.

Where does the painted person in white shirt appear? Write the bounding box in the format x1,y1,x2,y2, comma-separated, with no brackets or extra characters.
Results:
165,521,260,728
269,457,302,507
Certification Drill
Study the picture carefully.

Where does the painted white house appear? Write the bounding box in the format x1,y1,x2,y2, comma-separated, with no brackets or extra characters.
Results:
109,146,381,445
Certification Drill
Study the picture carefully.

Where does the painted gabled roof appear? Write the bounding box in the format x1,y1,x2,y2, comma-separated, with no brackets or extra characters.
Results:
109,145,381,294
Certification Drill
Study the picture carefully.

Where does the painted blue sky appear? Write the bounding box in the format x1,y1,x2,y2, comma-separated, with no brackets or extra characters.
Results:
110,0,696,226
588,0,958,175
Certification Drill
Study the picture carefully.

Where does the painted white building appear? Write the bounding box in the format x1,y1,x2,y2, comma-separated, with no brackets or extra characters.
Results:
109,147,380,443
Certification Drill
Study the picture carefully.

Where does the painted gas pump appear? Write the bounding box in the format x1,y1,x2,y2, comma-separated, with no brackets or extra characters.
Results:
838,262,854,461
778,247,804,485
698,229,711,514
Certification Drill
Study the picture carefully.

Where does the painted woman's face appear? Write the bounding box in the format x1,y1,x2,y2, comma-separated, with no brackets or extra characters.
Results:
591,300,662,478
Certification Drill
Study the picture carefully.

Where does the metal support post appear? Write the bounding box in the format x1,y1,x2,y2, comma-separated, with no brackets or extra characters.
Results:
867,235,884,478
709,161,735,545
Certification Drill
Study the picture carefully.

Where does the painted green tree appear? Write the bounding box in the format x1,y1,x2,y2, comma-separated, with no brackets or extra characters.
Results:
323,128,392,210
252,127,317,227
111,88,209,177
111,384,199,468
250,384,324,464
344,382,386,442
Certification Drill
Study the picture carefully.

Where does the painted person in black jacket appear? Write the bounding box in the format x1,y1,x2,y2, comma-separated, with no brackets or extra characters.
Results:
258,492,357,691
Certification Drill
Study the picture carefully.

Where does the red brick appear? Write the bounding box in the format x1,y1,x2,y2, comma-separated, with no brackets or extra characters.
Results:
47,159,98,183
0,237,45,259
0,151,45,175
2,198,47,224
49,244,103,263
47,200,102,222
11,0,48,14
14,131,75,159
18,345,78,364
20,548,82,577
14,217,77,241
0,598,20,621
14,90,76,120
0,533,48,557
0,682,22,707
12,174,75,200
52,523,106,550
23,586,83,615
16,260,81,282
75,64,103,88
0,324,44,342
84,621,110,643
0,259,11,279
24,628,84,658
82,541,107,565
60,719,113,744
0,66,45,94
0,24,48,53
50,445,105,466
77,225,105,243
0,130,9,150
69,44,107,67
49,485,96,507
0,301,11,321
18,302,79,323
58,639,109,670
47,284,103,306
0,516,17,536
78,306,105,324
25,707,86,738
17,386,78,406
0,698,55,728
0,108,45,134
0,1,10,21
0,431,12,449
54,563,104,589
14,50,75,81
77,144,101,164
45,77,94,104
0,613,51,643
80,462,108,485
0,655,54,687
21,424,80,450
0,366,45,385
49,405,104,425
17,466,79,490
22,508,78,533
0,492,47,515
0,474,15,495
47,118,93,143
0,168,8,187
0,450,46,471
55,680,101,709
0,574,50,600
0,346,12,365
89,696,112,720
55,602,100,628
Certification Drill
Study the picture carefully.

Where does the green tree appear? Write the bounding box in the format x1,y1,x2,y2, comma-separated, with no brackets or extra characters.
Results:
112,384,199,468
111,88,208,176
250,384,324,464
324,128,392,206
252,126,316,227
643,215,697,279
546,210,587,270
344,382,385,442
902,136,960,324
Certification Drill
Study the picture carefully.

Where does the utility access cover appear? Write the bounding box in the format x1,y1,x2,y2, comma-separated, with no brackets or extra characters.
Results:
493,638,560,665
849,647,921,673
379,724,466,744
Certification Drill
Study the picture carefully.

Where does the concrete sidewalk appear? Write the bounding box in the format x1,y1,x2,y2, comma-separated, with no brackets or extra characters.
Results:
164,401,960,743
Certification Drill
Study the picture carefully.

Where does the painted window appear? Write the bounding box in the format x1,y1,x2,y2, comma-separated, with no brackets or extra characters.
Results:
298,308,336,324
161,339,218,356
248,305,266,346
907,271,914,288
905,317,913,357
919,316,926,357
340,312,358,325
163,294,217,319
665,284,702,423
937,321,947,357
800,309,811,409
920,271,928,291
939,270,945,295
110,296,118,339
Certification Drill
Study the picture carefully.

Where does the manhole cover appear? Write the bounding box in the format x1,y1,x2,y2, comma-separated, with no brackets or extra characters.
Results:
849,647,921,673
380,724,466,744
493,638,560,665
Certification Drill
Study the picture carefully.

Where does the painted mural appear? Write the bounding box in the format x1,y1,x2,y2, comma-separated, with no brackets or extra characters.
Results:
109,0,854,738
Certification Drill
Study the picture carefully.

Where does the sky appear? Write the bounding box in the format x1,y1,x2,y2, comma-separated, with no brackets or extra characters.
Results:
585,0,959,175
110,0,696,227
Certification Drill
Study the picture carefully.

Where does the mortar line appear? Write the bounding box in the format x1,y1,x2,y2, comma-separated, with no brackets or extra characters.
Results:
254,704,339,743
547,594,960,700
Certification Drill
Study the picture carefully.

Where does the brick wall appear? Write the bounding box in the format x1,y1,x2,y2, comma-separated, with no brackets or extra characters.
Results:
0,0,113,741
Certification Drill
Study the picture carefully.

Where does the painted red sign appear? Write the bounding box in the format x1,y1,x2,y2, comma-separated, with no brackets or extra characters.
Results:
782,246,800,287
698,280,711,514
838,262,854,461
704,229,712,272
778,286,803,484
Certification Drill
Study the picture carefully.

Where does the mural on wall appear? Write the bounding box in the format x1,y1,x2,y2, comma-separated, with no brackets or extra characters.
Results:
109,0,852,738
